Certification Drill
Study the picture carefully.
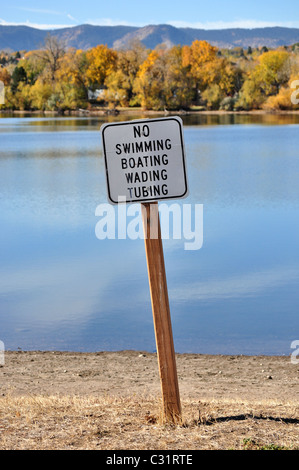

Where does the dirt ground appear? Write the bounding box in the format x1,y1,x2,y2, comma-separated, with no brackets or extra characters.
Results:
0,350,298,401
0,351,298,450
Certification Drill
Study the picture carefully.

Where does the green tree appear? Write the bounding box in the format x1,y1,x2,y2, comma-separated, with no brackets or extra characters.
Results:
19,51,46,85
11,66,27,92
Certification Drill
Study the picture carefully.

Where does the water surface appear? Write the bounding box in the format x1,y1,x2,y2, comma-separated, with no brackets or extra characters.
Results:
0,113,298,355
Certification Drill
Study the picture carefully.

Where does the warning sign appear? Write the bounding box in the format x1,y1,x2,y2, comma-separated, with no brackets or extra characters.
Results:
101,116,188,204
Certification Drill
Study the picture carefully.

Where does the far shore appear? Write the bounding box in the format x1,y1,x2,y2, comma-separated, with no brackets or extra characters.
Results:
1,107,299,117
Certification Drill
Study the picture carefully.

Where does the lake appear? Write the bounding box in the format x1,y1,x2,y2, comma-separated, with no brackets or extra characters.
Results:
0,113,298,355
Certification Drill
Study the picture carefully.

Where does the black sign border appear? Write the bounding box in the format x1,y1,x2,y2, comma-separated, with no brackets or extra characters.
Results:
101,117,189,204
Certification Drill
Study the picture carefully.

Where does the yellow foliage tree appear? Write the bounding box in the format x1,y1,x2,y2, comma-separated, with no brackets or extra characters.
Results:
236,49,291,109
134,47,193,110
104,42,147,107
182,40,218,73
56,48,89,101
0,67,11,86
253,50,290,95
263,75,299,110
86,45,117,89
30,79,53,110
133,50,159,109
182,40,218,92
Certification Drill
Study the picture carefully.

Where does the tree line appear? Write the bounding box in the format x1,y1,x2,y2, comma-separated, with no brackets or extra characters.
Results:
0,34,299,112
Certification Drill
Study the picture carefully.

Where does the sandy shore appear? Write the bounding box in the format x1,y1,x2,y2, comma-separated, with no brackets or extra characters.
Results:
0,351,298,450
1,350,298,402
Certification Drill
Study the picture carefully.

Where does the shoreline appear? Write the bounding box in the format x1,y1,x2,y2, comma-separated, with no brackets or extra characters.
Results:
1,108,299,117
1,350,297,402
3,348,291,357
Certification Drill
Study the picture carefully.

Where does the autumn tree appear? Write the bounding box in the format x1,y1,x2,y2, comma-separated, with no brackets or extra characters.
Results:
29,78,53,110
133,46,194,110
262,53,299,110
105,41,147,107
0,67,11,86
182,40,218,96
134,48,173,110
56,48,90,103
133,50,159,108
236,49,290,109
34,34,66,82
254,49,290,95
86,45,117,90
19,51,46,84
235,78,264,110
0,37,294,112
162,45,194,109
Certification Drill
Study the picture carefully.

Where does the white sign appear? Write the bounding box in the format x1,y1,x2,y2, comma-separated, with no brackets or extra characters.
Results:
101,116,188,204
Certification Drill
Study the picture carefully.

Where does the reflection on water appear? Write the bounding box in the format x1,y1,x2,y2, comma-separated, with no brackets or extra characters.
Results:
0,114,298,355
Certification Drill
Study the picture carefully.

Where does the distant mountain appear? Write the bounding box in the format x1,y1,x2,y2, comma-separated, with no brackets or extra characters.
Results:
0,24,137,52
113,25,299,50
1,24,299,52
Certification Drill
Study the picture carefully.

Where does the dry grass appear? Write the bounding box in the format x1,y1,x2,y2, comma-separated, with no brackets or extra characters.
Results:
0,394,298,450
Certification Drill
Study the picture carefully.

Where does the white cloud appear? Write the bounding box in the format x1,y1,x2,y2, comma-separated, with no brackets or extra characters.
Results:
0,18,75,30
1,17,299,31
67,14,77,22
0,17,134,30
86,18,142,27
69,17,299,29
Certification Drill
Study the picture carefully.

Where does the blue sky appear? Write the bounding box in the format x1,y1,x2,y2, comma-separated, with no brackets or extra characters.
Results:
1,0,299,30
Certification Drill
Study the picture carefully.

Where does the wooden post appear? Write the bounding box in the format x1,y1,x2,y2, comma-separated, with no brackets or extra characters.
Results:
141,202,182,423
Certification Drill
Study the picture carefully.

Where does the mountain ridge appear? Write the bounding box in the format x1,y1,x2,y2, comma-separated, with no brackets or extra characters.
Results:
1,23,299,52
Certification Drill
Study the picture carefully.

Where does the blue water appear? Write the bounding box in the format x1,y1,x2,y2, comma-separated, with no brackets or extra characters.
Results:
0,114,298,355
